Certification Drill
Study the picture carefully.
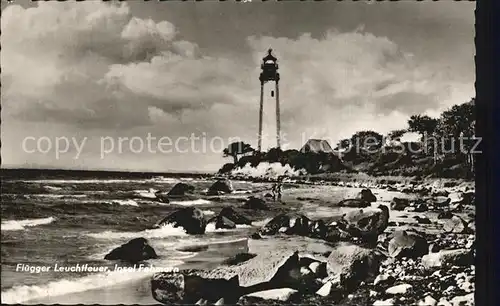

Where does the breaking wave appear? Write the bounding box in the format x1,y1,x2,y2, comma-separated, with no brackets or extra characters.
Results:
1,217,56,231
86,224,188,240
169,199,211,206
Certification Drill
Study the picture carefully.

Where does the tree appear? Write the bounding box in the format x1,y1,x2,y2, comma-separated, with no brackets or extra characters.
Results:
408,115,439,139
387,129,407,141
408,115,440,163
436,98,475,171
223,142,255,164
350,130,384,151
335,138,352,151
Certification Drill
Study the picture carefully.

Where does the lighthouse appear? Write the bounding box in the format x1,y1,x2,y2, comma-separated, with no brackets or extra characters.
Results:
257,48,281,152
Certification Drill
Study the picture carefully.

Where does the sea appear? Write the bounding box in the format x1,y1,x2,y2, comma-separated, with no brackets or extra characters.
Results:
0,169,261,304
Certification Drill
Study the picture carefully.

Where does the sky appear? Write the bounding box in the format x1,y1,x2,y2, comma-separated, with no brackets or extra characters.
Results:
1,0,475,172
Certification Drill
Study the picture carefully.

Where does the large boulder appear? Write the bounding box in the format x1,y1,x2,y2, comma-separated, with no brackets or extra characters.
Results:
427,196,451,208
421,249,473,269
152,249,320,304
154,207,207,235
217,207,252,225
336,199,370,208
356,188,377,203
326,242,382,290
207,180,233,196
390,197,410,211
167,183,195,197
341,205,390,241
151,270,241,304
241,197,269,210
387,230,428,259
210,215,236,229
443,215,468,233
104,238,158,263
259,213,311,236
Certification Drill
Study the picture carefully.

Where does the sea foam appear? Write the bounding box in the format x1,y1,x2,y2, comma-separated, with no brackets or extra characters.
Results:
1,217,56,231
169,199,211,206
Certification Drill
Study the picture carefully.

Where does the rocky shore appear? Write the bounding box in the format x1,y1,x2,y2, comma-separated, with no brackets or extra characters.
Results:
104,177,474,306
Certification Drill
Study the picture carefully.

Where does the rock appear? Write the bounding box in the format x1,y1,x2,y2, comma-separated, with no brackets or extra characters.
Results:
438,211,454,219
433,190,450,197
419,295,438,306
342,205,390,241
385,283,412,295
250,232,262,239
155,207,207,235
390,197,410,211
337,198,370,208
309,219,328,239
326,242,382,290
443,215,467,234
151,271,240,304
316,281,333,297
104,237,158,263
308,261,327,278
461,192,475,205
437,299,452,306
414,216,432,224
241,196,269,210
374,298,395,305
154,192,170,203
421,249,473,269
214,298,225,305
430,196,452,208
211,215,236,229
450,293,474,306
193,249,317,293
207,180,233,196
356,189,377,203
373,274,395,286
260,213,311,236
467,221,475,234
414,203,429,212
167,183,195,197
387,231,428,259
243,288,299,302
217,207,252,225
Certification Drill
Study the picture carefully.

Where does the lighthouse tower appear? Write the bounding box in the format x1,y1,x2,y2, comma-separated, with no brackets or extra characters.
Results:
257,48,281,152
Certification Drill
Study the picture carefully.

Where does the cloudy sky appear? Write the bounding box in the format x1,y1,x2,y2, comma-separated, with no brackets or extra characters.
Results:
1,1,475,172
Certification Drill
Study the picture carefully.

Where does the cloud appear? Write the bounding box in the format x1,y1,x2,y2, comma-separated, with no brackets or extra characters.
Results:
1,2,474,171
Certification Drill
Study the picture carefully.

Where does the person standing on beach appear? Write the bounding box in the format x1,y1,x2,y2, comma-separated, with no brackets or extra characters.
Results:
271,183,277,201
276,181,283,201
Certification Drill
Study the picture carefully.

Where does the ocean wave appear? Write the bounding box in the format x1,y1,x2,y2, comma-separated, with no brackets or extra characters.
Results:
108,199,139,207
0,260,183,304
43,185,63,191
251,218,273,227
86,224,188,240
1,217,56,231
169,199,211,206
201,210,215,216
205,223,253,232
133,188,158,199
232,190,252,194
30,194,88,199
